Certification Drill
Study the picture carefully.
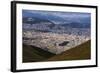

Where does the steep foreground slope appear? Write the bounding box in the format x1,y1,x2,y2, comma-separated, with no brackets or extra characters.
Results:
47,40,91,61
23,40,91,63
23,44,55,63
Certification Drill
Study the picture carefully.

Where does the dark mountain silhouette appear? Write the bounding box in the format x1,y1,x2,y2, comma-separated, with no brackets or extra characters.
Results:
23,44,55,62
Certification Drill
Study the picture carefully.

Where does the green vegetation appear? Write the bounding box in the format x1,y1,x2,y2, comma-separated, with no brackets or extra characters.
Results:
48,40,91,61
23,40,91,63
23,44,55,63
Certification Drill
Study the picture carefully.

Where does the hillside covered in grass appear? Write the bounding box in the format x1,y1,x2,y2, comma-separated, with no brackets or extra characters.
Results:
23,44,55,63
23,40,91,63
47,40,91,61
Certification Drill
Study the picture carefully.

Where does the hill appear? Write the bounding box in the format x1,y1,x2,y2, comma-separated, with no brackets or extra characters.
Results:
23,40,91,63
23,44,55,63
47,40,91,61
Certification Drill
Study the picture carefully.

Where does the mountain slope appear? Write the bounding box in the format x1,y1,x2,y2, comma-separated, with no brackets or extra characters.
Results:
23,44,55,63
23,10,91,28
47,40,91,61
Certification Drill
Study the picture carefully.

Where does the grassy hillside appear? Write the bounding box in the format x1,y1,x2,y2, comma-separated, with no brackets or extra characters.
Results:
47,40,91,61
23,44,55,63
23,40,91,63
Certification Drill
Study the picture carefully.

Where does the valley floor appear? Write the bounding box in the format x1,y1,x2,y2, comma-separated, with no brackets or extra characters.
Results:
23,31,90,54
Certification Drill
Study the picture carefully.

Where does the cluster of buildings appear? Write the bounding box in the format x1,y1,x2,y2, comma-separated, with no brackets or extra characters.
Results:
23,30,90,54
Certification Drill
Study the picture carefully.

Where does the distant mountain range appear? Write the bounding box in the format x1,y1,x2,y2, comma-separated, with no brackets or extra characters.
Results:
22,10,91,28
22,10,91,58
22,10,91,36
